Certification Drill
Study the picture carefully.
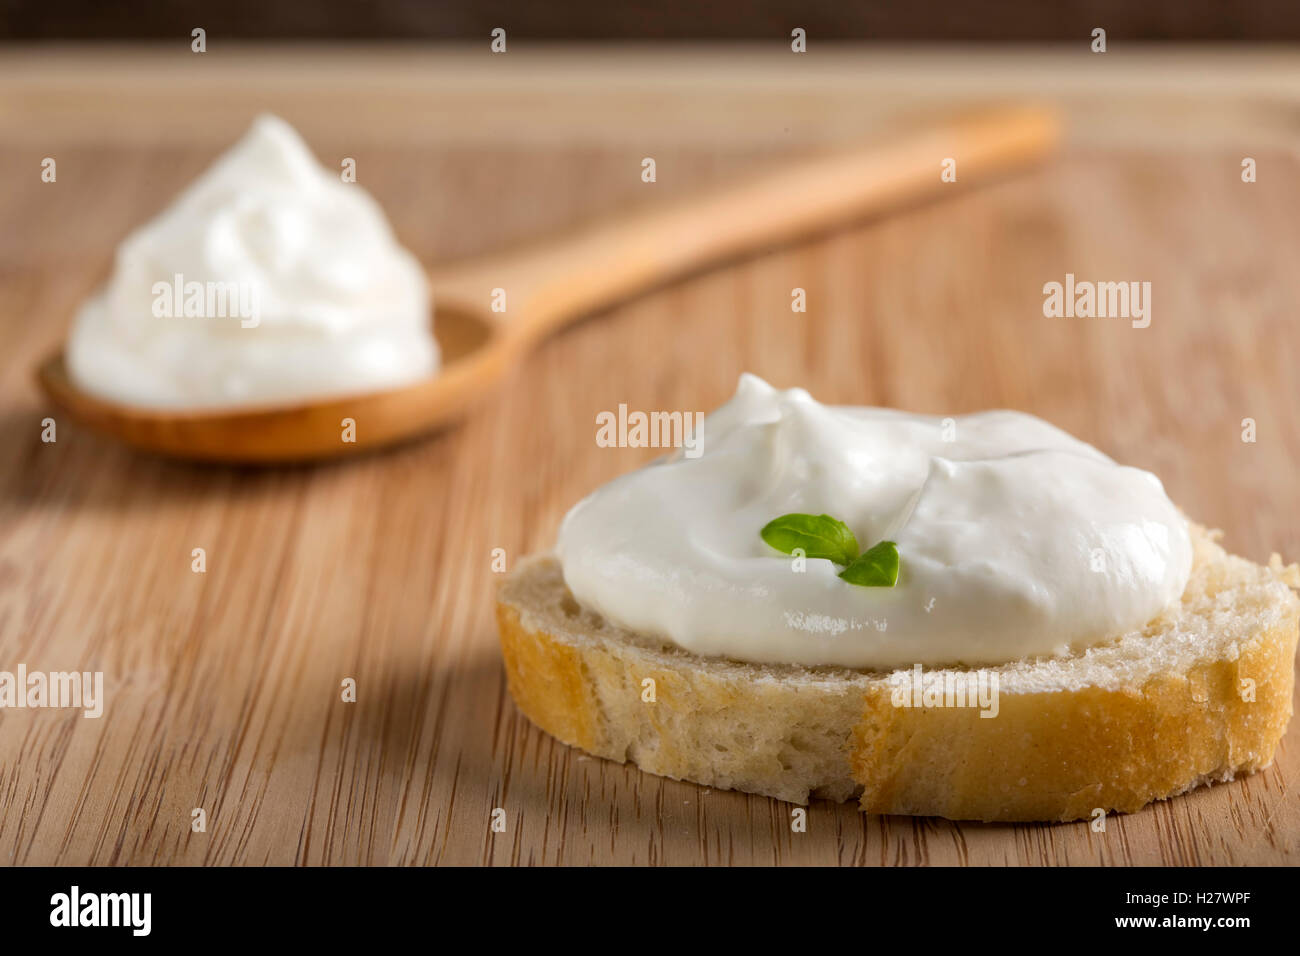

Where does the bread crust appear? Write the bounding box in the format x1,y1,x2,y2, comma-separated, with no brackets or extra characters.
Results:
852,621,1296,820
496,528,1298,821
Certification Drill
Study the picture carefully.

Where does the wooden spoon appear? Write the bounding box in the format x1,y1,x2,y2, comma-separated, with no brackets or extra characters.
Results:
36,106,1059,463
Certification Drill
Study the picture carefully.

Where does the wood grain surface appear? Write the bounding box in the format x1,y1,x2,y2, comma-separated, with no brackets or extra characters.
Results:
1,46,1298,865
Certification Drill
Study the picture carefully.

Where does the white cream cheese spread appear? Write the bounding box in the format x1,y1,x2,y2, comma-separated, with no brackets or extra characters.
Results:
556,374,1192,669
67,114,438,408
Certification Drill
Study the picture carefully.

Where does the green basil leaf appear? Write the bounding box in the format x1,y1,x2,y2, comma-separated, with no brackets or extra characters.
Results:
838,540,900,588
760,513,859,565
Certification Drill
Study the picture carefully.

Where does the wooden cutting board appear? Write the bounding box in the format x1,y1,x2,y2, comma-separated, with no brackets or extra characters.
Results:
1,45,1297,865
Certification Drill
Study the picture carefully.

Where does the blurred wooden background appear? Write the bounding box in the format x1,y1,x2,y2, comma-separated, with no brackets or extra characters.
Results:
0,46,1298,864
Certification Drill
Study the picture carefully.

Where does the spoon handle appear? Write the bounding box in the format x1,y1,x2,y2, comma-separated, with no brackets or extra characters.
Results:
430,105,1058,346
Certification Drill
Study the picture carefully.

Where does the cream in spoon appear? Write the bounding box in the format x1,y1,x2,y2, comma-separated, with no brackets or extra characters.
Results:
67,114,438,409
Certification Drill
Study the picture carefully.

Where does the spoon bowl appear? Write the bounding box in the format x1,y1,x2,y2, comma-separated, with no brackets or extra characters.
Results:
36,304,510,462
36,106,1060,463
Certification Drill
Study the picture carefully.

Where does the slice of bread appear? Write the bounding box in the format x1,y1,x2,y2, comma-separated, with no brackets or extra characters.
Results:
495,524,1299,821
